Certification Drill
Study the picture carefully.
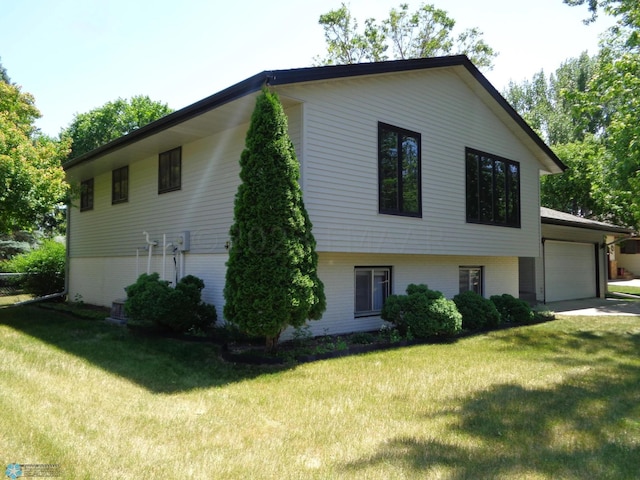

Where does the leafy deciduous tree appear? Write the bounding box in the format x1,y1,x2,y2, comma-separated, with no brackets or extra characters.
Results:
62,95,173,160
0,79,69,234
503,1,640,228
316,2,497,68
0,57,10,84
224,88,326,352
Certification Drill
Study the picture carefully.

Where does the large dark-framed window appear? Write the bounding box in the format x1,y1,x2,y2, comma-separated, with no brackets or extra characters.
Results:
112,166,129,204
159,146,181,194
355,266,392,317
466,148,520,227
378,122,422,217
80,178,94,212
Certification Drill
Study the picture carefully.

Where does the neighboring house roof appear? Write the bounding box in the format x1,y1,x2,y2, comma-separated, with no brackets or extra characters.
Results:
541,207,633,234
63,55,566,174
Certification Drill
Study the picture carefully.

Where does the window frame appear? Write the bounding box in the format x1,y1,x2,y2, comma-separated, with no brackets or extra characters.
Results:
378,122,422,217
80,178,94,212
158,146,182,194
459,266,484,295
354,266,392,317
111,166,129,205
465,147,520,228
621,240,640,254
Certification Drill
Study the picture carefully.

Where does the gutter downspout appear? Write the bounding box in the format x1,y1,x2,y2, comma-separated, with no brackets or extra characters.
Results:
541,238,546,304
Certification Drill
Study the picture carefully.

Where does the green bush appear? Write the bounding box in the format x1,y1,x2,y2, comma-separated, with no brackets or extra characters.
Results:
453,290,502,330
381,284,461,338
490,293,534,324
124,273,217,333
6,239,65,296
406,283,445,300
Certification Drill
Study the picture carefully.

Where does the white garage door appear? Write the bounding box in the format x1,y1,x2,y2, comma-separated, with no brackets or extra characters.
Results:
545,240,596,302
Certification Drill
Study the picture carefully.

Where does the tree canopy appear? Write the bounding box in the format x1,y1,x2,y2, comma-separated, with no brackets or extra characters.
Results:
0,57,10,84
224,88,326,352
0,73,69,234
315,2,497,68
62,95,173,160
503,1,640,228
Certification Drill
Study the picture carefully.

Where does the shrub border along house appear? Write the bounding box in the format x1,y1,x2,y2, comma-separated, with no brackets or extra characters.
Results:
222,284,554,364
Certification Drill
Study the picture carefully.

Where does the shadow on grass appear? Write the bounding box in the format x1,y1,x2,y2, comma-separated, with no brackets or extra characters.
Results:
0,305,292,394
342,324,640,479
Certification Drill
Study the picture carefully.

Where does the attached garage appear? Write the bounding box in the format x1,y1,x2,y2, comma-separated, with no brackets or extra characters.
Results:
536,208,633,304
544,240,596,302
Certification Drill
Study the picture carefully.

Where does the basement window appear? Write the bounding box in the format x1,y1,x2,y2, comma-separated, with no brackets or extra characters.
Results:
459,266,483,295
355,267,391,316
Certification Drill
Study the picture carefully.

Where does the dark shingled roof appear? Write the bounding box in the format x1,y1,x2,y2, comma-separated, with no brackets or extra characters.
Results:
541,207,633,234
64,55,566,173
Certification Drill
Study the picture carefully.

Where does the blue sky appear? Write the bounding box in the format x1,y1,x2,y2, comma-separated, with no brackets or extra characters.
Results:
1,0,614,137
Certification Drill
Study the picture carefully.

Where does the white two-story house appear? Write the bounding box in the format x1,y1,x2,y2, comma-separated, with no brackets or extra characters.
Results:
64,55,567,336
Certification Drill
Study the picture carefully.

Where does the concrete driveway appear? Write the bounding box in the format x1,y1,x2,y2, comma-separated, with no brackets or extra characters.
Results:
542,280,640,316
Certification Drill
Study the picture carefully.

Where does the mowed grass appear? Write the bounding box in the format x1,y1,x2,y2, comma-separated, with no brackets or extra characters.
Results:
608,284,640,296
0,306,639,479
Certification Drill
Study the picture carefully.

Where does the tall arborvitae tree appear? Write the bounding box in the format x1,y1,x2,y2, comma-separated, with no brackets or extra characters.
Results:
224,88,326,352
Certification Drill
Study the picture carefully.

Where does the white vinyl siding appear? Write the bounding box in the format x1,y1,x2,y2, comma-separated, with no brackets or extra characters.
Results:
280,252,518,338
68,125,247,258
278,69,542,258
68,254,228,309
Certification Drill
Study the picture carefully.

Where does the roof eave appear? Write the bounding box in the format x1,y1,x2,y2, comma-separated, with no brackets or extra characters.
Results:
63,55,567,174
541,217,633,234
63,70,269,171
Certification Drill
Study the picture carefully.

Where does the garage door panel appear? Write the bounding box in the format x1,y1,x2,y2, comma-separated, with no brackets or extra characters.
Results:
545,241,596,302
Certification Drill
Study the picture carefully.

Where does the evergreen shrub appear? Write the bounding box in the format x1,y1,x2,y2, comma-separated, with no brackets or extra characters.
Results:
490,293,534,324
453,290,502,330
381,284,461,338
125,273,217,333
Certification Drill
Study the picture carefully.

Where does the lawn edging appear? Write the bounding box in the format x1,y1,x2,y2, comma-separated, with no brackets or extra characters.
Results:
221,315,555,365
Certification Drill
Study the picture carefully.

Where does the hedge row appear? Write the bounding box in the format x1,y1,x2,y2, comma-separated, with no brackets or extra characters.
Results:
382,284,539,338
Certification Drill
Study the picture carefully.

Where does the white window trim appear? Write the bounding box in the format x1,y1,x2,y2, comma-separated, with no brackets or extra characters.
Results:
354,266,392,317
459,266,484,295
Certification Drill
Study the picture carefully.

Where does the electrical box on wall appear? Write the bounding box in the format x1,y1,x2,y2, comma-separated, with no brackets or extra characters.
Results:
177,231,190,252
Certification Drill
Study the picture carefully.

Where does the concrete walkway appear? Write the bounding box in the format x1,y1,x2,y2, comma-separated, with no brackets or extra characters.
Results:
542,280,640,316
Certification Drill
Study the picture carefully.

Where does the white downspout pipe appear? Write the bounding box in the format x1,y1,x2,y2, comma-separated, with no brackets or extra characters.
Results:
143,232,157,275
162,234,166,281
162,234,174,282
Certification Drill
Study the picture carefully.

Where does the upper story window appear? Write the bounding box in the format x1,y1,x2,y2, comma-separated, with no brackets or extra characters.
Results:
378,122,421,217
159,147,181,194
112,166,129,204
80,178,94,212
465,148,520,228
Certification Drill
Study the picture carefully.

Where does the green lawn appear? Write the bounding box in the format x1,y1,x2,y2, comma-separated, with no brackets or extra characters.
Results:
0,306,639,479
608,284,640,296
